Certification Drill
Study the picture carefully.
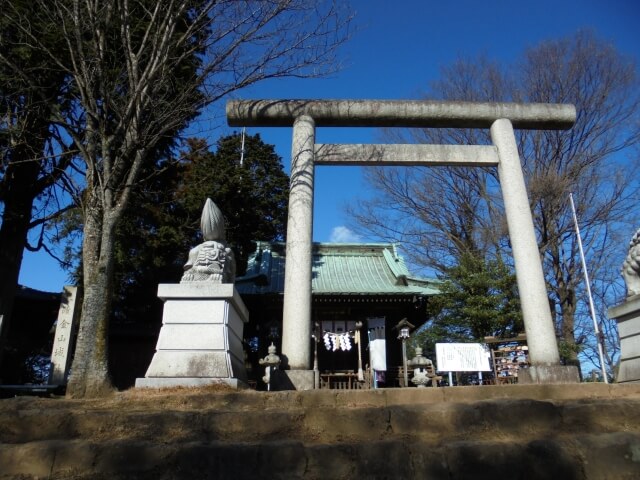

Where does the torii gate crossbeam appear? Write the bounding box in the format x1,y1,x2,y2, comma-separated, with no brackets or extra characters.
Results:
226,99,580,389
314,144,499,166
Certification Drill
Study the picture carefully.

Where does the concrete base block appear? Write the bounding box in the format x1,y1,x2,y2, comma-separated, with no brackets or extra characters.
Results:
608,295,640,384
272,370,315,391
135,377,248,389
143,351,245,379
518,365,580,385
617,362,640,384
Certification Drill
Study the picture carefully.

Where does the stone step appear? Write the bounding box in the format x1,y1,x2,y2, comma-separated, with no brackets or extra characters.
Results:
2,398,640,445
2,384,640,479
1,434,639,479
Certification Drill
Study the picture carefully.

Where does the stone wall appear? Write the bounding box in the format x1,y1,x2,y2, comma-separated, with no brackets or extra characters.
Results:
1,384,639,479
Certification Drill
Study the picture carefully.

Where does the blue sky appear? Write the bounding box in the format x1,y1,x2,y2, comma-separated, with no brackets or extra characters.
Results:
19,0,640,292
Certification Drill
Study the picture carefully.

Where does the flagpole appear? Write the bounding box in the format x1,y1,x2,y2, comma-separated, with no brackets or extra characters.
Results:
569,193,608,383
239,127,246,167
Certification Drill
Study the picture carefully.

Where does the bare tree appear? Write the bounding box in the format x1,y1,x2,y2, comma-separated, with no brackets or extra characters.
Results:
349,58,512,272
350,31,640,376
517,33,640,372
2,0,351,397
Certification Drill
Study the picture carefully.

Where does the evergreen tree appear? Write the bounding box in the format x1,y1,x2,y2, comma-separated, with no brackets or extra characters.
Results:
110,133,289,337
416,253,523,354
180,133,289,273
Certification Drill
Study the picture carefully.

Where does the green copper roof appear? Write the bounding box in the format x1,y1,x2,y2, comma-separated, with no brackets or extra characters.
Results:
236,242,439,296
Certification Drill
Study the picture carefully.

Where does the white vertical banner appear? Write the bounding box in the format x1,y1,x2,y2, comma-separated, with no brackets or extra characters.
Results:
367,317,386,371
436,343,492,372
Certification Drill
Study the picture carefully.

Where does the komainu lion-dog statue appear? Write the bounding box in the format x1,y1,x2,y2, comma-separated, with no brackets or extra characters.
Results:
623,228,640,297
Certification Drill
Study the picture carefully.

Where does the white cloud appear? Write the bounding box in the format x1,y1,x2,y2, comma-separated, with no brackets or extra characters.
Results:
329,226,361,243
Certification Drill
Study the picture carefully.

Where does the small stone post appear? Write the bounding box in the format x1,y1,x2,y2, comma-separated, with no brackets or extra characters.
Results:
48,286,80,385
281,115,315,381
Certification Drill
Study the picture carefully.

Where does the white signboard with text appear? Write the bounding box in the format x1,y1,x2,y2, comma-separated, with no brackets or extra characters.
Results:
436,343,491,372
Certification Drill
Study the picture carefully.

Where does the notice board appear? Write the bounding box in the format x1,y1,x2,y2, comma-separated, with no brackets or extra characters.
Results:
435,343,492,372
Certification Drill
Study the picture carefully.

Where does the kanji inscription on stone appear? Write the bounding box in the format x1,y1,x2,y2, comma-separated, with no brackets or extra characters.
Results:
49,286,80,385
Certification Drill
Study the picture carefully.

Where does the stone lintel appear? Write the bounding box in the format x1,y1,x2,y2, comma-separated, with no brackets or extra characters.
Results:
157,283,249,322
227,99,576,130
315,144,499,166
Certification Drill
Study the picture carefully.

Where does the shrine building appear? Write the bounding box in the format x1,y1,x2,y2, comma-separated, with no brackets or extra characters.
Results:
236,241,439,388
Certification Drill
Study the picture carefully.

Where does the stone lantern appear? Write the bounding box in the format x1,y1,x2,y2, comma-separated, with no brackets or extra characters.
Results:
259,342,281,391
394,318,415,387
408,347,433,388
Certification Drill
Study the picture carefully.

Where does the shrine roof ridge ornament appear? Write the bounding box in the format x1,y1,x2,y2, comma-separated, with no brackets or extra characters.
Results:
226,99,576,130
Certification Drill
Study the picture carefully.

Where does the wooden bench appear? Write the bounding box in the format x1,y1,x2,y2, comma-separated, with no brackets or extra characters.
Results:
320,371,371,390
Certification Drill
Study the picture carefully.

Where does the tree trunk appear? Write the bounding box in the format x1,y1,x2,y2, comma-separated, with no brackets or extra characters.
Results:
66,197,116,398
0,151,41,373
557,279,582,376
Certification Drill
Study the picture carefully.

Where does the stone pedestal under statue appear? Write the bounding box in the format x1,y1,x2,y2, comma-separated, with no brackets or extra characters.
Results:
607,227,640,384
135,283,248,389
608,295,640,384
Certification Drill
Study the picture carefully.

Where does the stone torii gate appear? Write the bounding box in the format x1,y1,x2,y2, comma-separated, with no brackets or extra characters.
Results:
227,99,580,389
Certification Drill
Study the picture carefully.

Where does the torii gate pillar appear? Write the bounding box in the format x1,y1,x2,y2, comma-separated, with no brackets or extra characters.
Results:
491,119,568,381
281,116,315,382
